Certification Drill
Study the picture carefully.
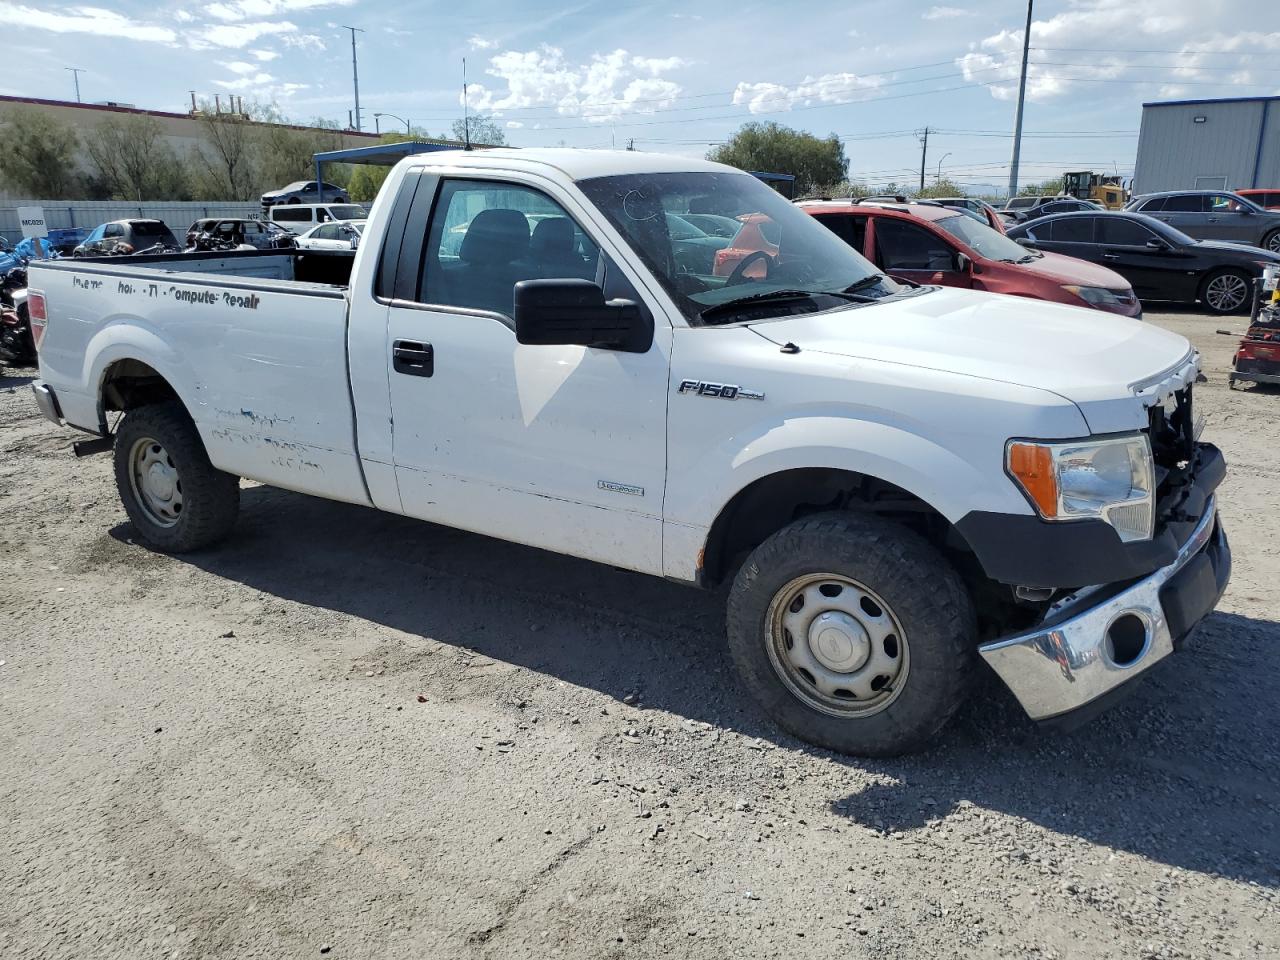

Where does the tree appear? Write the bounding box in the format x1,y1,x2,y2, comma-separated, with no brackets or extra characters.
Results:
1017,179,1063,197
452,115,506,146
254,120,347,195
191,103,258,200
915,177,965,200
708,122,847,194
84,114,188,201
345,132,415,202
0,109,82,197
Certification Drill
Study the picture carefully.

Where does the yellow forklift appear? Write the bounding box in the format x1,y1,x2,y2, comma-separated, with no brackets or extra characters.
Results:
1063,171,1128,209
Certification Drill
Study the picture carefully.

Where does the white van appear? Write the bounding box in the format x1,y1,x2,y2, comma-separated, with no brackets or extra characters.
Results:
266,203,368,229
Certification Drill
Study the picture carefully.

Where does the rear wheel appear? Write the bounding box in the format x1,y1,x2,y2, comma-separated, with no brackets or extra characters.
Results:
726,511,976,756
113,402,240,552
1199,268,1251,314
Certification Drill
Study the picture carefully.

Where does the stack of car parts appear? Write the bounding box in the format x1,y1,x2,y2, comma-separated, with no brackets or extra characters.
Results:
1230,266,1280,389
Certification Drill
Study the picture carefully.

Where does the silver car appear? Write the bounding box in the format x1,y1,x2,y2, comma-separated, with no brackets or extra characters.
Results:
1125,190,1280,252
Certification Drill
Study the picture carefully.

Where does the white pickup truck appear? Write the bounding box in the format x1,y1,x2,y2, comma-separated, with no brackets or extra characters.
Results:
28,149,1230,756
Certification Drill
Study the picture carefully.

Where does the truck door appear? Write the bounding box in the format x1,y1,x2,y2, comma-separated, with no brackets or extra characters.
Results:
379,173,671,575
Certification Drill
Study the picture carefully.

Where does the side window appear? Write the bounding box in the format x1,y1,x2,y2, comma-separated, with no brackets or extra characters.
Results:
1138,196,1166,212
302,182,317,193
1208,194,1244,213
1053,217,1096,243
1162,194,1205,212
104,224,124,238
317,224,340,240
874,219,957,271
419,179,601,318
1099,218,1155,246
273,208,308,223
812,214,866,253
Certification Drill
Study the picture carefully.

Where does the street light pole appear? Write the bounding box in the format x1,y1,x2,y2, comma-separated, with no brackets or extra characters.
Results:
374,112,411,136
65,67,84,103
936,152,952,180
1006,0,1034,201
341,25,365,132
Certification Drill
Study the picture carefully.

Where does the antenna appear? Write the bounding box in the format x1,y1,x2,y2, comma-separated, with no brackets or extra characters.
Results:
462,56,471,149
65,67,85,103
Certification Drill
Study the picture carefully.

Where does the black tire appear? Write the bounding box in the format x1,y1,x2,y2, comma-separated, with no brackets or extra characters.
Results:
1264,229,1280,255
1198,268,1252,315
726,511,976,757
112,401,240,552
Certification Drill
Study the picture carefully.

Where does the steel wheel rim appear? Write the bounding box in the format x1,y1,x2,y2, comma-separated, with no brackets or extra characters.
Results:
128,437,183,528
1268,233,1280,253
765,573,909,718
1206,274,1248,312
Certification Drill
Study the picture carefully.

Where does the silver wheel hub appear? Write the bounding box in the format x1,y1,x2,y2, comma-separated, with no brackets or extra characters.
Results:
766,574,909,718
129,438,183,527
1207,274,1247,311
808,611,870,672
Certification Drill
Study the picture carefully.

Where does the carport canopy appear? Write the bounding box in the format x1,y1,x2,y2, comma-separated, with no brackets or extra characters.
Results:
313,140,464,189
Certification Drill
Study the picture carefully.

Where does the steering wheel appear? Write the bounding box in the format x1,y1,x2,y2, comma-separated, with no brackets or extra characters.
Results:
726,250,776,286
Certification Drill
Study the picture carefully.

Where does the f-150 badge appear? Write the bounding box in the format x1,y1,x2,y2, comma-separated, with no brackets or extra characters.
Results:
677,379,765,400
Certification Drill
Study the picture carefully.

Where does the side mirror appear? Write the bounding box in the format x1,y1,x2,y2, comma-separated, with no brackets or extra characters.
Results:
956,252,972,273
514,279,649,353
1014,237,1038,249
1145,238,1169,251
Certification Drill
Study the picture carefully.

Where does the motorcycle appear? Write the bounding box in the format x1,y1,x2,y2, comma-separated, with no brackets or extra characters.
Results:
0,266,34,369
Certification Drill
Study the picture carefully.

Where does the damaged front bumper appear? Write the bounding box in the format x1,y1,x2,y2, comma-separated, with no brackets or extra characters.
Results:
978,495,1230,724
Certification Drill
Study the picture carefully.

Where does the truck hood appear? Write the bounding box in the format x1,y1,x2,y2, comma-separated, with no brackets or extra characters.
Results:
1014,249,1131,289
748,287,1196,433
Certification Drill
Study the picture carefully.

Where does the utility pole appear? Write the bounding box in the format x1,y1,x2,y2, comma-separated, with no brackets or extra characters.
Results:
462,57,470,148
936,151,952,181
918,127,929,192
342,25,364,131
65,67,84,103
1006,0,1034,201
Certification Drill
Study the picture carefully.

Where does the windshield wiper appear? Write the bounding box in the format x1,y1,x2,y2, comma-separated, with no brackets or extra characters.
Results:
699,289,864,324
842,273,889,294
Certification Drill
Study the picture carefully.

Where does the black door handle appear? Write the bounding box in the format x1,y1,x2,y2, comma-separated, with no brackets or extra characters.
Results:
393,340,433,377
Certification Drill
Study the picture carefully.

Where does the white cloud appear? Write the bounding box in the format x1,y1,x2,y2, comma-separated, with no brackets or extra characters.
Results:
173,10,195,23
250,48,278,61
0,4,176,43
202,19,297,48
214,70,275,89
506,120,524,129
468,35,497,50
960,1,1280,102
281,32,325,51
731,72,882,114
464,45,689,123
221,60,261,74
922,5,970,19
205,0,353,22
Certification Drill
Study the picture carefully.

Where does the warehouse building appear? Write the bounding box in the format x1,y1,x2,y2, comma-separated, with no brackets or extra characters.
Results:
1133,95,1280,194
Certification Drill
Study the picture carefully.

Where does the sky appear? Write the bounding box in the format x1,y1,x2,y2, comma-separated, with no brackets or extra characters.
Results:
0,0,1277,195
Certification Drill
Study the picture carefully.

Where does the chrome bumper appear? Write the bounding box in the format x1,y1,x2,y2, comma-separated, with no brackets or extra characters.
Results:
979,497,1226,721
31,380,62,425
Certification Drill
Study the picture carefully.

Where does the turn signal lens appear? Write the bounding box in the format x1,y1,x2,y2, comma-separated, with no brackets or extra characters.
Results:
1008,442,1058,517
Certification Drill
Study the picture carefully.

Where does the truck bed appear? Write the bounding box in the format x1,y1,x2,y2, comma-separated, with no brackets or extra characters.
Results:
29,249,370,508
56,247,356,288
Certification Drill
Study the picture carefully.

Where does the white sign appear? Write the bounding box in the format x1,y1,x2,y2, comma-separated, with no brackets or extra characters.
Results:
17,206,48,239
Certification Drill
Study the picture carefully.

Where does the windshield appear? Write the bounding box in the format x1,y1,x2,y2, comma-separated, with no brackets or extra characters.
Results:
578,171,897,324
327,204,366,221
933,213,1031,262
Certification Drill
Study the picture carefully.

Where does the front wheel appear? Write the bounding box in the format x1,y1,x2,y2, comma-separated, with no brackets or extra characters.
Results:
1199,268,1252,314
726,512,976,756
113,402,240,552
1265,230,1280,254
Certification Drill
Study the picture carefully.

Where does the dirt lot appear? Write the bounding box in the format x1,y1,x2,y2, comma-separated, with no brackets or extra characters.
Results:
2,308,1277,960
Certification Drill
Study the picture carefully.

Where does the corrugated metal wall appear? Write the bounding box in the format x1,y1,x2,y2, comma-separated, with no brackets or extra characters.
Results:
0,201,261,245
1133,99,1278,193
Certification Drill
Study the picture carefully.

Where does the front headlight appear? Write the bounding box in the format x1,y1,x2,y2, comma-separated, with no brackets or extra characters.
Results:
1061,284,1130,308
1007,435,1155,542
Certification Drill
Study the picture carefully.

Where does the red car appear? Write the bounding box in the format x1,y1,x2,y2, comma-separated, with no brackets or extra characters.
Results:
797,200,1141,317
1237,189,1280,211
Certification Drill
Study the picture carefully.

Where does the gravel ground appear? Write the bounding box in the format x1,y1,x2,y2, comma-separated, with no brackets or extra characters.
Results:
2,307,1277,960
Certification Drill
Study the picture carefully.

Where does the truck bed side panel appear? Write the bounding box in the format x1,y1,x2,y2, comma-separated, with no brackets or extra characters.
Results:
32,261,370,506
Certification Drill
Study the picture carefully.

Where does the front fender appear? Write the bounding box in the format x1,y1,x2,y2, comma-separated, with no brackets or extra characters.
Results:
665,413,1035,538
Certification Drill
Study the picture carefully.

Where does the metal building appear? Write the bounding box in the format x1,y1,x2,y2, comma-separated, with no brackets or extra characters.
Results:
1133,95,1279,193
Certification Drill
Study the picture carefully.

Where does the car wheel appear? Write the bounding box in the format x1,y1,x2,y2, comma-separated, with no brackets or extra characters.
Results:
113,401,240,552
1199,268,1252,314
1264,230,1280,254
725,511,976,756
288,197,300,205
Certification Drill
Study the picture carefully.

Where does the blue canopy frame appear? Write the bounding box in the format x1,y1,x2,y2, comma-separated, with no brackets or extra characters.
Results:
313,140,463,190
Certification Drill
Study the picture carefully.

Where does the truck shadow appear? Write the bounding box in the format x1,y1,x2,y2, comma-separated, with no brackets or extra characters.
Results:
137,484,1279,888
